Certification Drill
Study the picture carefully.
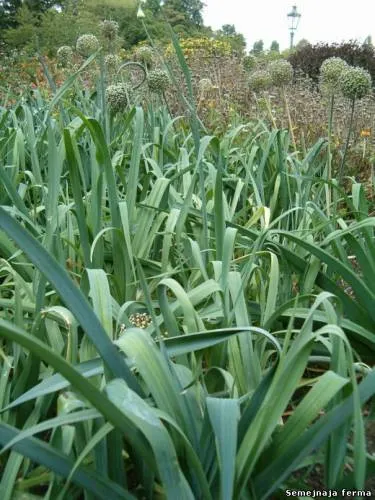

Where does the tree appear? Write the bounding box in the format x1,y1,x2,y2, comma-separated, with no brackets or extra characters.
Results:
0,0,22,31
0,0,62,37
162,0,189,30
252,39,264,54
182,0,204,26
3,5,38,49
25,0,60,13
162,0,203,27
270,40,279,52
363,35,373,47
215,24,246,55
295,38,311,51
146,0,161,14
221,24,236,36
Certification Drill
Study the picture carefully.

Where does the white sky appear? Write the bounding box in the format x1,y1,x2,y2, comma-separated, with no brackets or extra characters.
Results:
202,0,375,51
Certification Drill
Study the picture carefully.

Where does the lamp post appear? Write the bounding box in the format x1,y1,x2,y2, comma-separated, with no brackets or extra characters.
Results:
287,5,301,50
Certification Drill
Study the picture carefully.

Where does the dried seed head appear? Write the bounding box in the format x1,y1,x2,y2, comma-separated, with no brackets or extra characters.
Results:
76,34,100,57
198,78,214,93
104,54,121,72
135,45,154,66
105,83,132,112
340,66,372,100
56,46,73,66
99,20,119,41
268,60,293,87
248,70,272,92
320,57,348,91
147,69,170,93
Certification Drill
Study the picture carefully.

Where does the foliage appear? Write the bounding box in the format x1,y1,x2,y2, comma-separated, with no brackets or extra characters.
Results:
3,4,99,54
0,0,61,33
163,0,204,27
0,0,22,32
2,5,39,50
1,0,208,52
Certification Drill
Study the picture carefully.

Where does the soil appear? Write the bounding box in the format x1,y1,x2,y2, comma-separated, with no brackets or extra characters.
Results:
270,406,375,498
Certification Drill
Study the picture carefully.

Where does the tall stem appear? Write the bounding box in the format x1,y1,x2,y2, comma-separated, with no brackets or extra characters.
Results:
162,91,173,120
282,86,297,153
326,93,335,215
339,98,356,183
263,91,277,129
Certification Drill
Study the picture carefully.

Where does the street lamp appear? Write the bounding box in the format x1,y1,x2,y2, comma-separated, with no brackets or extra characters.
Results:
287,5,301,50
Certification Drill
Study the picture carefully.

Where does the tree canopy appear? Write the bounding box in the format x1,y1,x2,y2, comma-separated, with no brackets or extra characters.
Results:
0,0,248,54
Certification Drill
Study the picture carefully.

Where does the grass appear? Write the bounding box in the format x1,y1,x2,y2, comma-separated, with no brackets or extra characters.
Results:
0,44,374,499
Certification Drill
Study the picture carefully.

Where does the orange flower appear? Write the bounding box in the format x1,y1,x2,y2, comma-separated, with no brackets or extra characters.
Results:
360,128,371,137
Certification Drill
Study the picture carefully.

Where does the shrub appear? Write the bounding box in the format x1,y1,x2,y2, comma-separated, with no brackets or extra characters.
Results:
289,40,375,85
165,36,234,59
242,54,256,71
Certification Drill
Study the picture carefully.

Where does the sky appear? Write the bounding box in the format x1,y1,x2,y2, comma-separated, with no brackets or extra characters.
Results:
202,0,375,51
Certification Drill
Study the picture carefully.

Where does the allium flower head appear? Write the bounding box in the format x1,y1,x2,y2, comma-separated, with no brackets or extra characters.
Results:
268,60,293,87
198,78,214,92
248,70,272,92
104,54,121,72
99,20,119,41
320,57,348,91
56,46,73,66
135,45,154,66
106,83,132,112
76,34,100,57
147,69,169,93
340,66,372,100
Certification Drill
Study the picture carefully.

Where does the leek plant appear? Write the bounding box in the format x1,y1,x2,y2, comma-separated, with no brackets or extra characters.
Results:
0,39,374,499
